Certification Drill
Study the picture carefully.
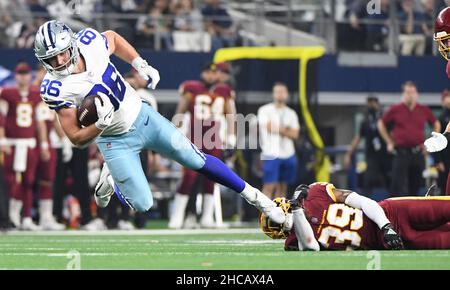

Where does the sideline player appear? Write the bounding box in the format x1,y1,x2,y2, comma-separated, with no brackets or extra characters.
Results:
34,64,66,230
169,63,236,229
0,62,48,230
34,21,284,224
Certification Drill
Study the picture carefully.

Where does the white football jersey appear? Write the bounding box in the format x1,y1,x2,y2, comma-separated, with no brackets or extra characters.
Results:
257,103,300,159
40,28,142,136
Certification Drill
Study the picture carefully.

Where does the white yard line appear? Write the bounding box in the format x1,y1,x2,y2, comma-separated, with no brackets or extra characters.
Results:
1,228,261,236
0,251,448,258
0,252,149,257
0,251,283,257
185,239,283,245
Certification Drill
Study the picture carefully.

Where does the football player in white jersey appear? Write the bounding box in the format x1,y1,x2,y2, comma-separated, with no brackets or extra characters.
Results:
34,20,285,224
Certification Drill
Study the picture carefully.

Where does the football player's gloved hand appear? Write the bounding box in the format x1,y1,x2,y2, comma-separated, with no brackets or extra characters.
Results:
381,223,404,250
424,132,448,153
94,93,114,131
132,57,160,90
289,184,309,210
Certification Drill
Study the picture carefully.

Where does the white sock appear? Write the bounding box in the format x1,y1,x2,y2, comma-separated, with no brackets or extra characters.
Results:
200,194,215,224
239,183,258,203
9,198,23,227
39,199,54,224
239,183,275,210
168,194,189,228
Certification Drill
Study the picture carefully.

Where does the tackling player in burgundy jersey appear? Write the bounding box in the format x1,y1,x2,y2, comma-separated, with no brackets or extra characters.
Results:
425,7,450,195
280,182,450,250
169,63,236,229
0,62,49,230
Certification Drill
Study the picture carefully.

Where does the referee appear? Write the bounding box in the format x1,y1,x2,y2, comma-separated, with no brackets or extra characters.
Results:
378,81,440,197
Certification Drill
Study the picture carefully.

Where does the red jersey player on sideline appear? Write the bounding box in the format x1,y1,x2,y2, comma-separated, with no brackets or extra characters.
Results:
33,64,66,230
276,182,450,251
0,62,48,230
169,63,236,229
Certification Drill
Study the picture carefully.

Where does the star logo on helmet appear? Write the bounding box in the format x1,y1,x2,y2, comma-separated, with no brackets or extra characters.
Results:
62,24,70,32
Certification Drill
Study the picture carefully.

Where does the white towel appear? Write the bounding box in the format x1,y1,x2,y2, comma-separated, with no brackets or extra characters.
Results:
13,143,28,172
7,138,36,173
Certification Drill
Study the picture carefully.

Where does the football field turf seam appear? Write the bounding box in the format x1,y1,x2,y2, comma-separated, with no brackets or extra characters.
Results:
1,228,261,236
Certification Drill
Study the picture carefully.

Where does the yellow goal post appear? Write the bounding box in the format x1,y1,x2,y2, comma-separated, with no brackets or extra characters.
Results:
213,47,330,182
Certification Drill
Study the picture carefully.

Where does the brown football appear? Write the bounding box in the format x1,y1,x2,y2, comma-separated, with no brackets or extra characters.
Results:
77,95,100,127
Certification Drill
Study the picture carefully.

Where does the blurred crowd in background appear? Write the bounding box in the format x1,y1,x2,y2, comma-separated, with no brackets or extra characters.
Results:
339,0,449,54
1,0,450,54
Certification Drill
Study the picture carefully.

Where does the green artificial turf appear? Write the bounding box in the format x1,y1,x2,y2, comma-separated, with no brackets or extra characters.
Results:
0,229,448,270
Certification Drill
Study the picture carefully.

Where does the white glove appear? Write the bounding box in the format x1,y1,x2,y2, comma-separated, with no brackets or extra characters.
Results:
424,132,448,153
94,93,114,131
61,137,73,163
132,57,160,89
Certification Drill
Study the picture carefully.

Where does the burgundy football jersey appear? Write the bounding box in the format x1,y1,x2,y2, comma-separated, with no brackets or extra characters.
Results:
302,182,383,250
0,86,41,139
179,80,232,150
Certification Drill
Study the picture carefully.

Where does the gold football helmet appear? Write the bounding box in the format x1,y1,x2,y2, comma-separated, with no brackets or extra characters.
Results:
260,197,291,239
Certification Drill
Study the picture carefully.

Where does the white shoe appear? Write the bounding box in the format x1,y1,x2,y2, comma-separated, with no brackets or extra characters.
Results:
39,199,65,230
21,217,42,231
40,218,66,231
118,220,135,230
183,213,199,229
263,206,286,224
9,216,21,229
240,184,286,224
94,163,115,208
200,218,216,229
81,218,107,231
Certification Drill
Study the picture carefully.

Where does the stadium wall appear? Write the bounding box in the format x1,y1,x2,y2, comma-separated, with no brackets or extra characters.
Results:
1,49,444,149
0,49,448,95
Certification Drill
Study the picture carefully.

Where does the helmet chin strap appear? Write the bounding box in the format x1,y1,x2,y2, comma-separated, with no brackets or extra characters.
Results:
53,54,78,77
53,65,72,77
